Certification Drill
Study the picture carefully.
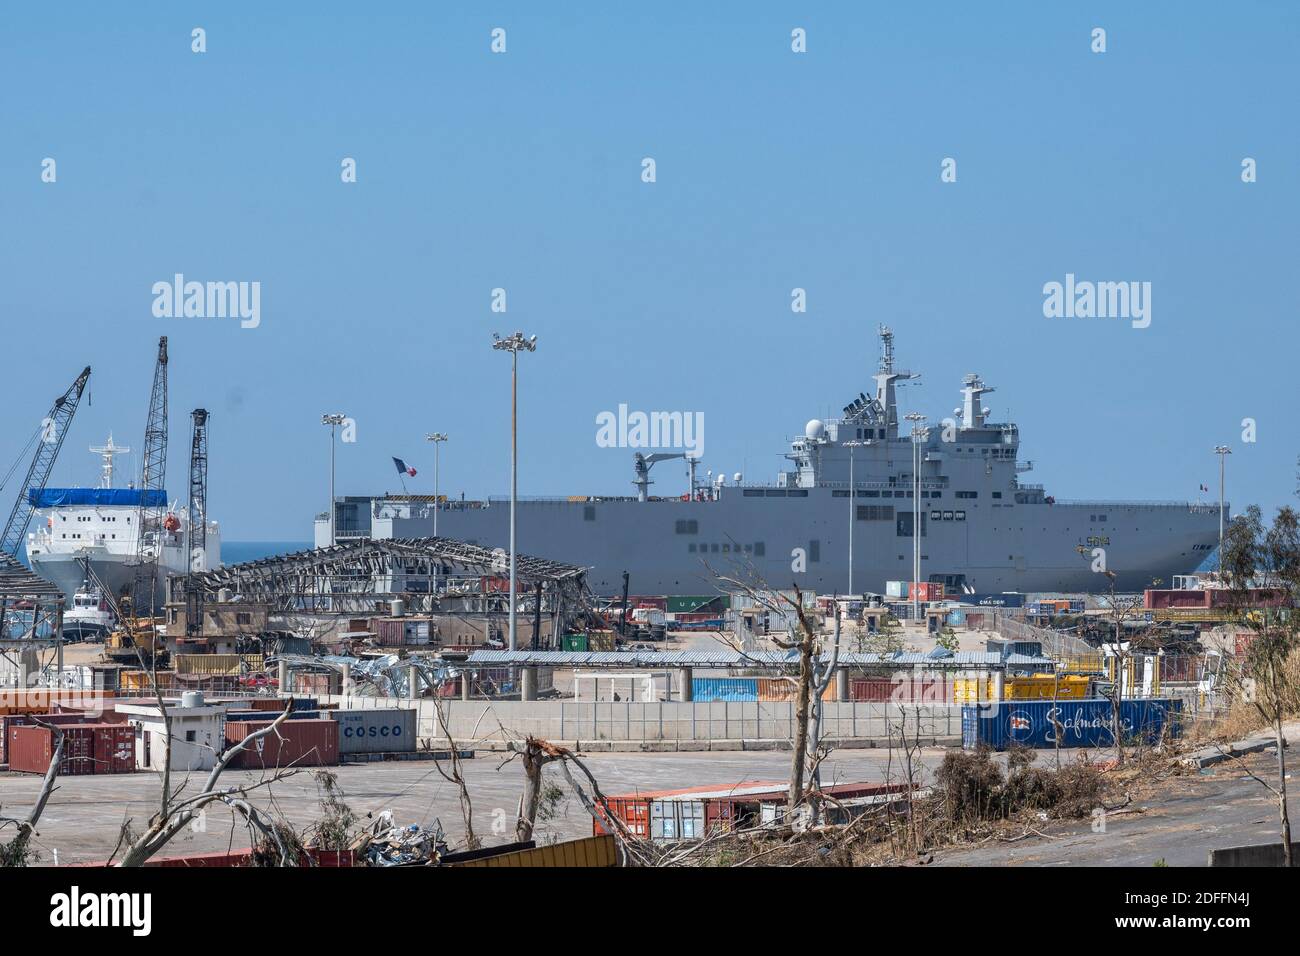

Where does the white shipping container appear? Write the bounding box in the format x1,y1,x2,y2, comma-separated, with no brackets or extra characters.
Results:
330,708,418,754
885,581,907,598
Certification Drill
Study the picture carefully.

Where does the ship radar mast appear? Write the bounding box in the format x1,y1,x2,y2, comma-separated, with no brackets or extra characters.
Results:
958,374,996,430
89,434,131,489
873,325,917,439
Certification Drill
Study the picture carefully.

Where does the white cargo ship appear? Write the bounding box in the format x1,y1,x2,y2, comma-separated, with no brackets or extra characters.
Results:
25,435,221,610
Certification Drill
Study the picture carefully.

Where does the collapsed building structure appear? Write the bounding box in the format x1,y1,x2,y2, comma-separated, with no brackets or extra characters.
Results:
168,536,593,649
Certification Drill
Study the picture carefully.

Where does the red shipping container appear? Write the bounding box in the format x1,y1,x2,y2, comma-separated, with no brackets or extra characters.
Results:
223,718,338,769
93,724,136,773
7,724,97,775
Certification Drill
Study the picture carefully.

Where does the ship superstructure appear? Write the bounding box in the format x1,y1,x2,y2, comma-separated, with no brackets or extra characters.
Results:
26,435,222,607
315,330,1222,596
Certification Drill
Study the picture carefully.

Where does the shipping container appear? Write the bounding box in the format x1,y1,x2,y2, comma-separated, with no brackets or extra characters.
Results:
1003,675,1091,700
242,696,318,712
561,633,589,652
908,582,944,602
223,718,339,768
850,676,952,703
6,723,134,774
223,710,322,722
666,595,730,615
962,699,1182,750
691,677,758,702
965,592,1025,608
291,673,339,696
93,724,136,773
953,677,995,702
884,580,907,598
595,780,910,840
330,708,417,754
373,616,433,646
757,678,836,702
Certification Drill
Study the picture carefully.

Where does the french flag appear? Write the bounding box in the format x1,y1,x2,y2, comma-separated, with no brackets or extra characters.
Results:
393,457,417,477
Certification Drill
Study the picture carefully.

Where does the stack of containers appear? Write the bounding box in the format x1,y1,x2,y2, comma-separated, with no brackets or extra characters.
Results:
7,723,135,775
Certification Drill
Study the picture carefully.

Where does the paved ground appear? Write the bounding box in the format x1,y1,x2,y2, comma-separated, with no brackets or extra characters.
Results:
5,740,1291,866
0,747,951,865
934,750,1296,867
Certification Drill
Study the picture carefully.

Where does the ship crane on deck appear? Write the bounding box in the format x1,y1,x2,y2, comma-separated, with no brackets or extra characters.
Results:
0,366,92,559
632,451,700,502
129,336,169,619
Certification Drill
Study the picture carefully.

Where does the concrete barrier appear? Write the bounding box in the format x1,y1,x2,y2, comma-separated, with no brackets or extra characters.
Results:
1208,841,1300,867
317,695,963,751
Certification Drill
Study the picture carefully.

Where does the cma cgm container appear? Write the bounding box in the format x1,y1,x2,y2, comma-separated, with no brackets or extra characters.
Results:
962,699,1182,751
331,709,417,754
223,718,338,768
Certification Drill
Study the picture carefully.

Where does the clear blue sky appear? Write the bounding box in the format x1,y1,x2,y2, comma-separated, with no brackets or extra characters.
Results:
1,2,1296,540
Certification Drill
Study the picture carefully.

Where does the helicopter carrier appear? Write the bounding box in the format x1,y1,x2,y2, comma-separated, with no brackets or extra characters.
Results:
315,329,1223,597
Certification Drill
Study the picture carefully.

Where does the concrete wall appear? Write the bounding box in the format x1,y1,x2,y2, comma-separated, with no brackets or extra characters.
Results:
318,695,963,751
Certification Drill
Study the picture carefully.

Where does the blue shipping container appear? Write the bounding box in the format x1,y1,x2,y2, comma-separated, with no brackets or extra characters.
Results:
962,699,1183,751
692,678,758,702
224,710,321,722
966,592,1025,608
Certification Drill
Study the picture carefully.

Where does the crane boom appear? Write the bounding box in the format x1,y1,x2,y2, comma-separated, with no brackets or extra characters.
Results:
0,366,92,558
131,336,169,617
186,408,209,635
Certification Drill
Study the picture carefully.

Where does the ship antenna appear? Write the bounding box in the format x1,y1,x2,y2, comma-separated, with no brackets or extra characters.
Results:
878,324,894,374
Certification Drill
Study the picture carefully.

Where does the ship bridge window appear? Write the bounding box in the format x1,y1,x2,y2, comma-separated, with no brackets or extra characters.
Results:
992,492,1002,499
754,542,765,556
956,491,978,499
930,510,942,520
744,489,764,497
955,511,966,521
584,506,595,521
856,505,895,521
863,490,879,497
675,520,698,534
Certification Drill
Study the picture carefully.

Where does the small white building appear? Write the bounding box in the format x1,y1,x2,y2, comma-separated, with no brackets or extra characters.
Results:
117,692,230,771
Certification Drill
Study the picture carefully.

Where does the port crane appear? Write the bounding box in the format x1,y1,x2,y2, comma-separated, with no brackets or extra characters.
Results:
186,408,209,636
0,366,92,559
129,336,169,618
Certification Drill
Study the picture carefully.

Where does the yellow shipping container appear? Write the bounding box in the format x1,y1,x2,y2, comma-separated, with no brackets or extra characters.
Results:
448,834,617,868
1004,675,1091,700
952,677,995,702
174,653,242,677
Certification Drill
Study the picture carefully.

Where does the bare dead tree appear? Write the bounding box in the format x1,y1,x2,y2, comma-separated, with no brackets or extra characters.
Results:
0,726,64,866
508,735,562,843
115,702,300,867
430,697,479,850
709,552,848,818
1220,504,1300,866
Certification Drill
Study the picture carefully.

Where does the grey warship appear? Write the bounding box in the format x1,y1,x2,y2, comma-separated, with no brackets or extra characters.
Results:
317,328,1222,597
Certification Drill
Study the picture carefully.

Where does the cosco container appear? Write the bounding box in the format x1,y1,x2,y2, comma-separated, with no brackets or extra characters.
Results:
223,718,338,768
330,708,417,754
691,678,758,702
961,699,1182,751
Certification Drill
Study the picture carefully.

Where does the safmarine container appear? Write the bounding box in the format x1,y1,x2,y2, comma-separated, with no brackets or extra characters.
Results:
961,699,1182,751
691,678,758,702
331,708,417,754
